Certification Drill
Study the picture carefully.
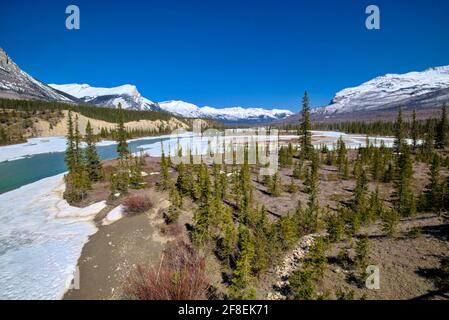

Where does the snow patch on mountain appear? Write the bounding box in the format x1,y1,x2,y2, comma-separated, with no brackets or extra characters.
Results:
0,48,74,102
49,83,159,111
314,65,449,115
159,100,293,123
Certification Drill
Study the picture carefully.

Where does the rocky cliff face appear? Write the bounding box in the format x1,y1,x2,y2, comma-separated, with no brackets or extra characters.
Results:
0,48,75,102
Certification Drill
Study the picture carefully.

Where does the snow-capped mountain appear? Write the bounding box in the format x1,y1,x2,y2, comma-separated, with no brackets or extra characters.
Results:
0,48,75,102
49,83,160,111
313,65,449,119
159,100,293,123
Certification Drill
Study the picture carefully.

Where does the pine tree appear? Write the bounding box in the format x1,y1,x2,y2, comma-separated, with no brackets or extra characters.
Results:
116,103,129,159
411,109,418,152
393,106,405,154
423,152,443,214
287,177,298,193
354,235,370,277
279,213,300,250
84,121,103,181
299,91,313,160
73,115,83,168
382,209,399,236
393,145,415,216
269,172,282,196
65,111,76,172
217,205,237,263
229,226,256,300
327,213,345,242
158,146,171,191
176,161,190,195
435,104,448,149
336,136,347,172
129,155,145,189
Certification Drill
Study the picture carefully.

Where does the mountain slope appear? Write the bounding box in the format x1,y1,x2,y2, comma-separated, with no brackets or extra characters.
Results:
159,100,293,124
312,66,449,121
0,48,76,102
49,83,160,111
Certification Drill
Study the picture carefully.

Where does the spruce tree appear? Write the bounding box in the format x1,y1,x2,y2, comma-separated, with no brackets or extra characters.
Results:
423,152,443,214
217,205,237,263
84,121,103,181
411,109,418,152
393,145,415,216
73,115,83,168
299,91,313,160
435,104,448,149
269,172,282,197
116,103,129,159
229,226,256,300
158,146,171,191
393,106,405,154
336,136,347,172
65,111,76,172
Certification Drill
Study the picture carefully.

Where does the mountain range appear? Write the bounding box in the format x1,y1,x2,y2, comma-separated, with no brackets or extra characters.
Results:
0,48,292,124
1,47,448,124
279,65,449,124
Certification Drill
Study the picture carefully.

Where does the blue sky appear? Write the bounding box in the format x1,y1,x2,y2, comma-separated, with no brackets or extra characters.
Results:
1,0,448,111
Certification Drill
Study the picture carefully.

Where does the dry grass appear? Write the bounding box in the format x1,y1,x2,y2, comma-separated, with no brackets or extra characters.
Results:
124,240,210,300
122,195,153,216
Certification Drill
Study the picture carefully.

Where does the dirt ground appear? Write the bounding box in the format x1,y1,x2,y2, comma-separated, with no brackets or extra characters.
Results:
64,190,172,300
320,214,449,300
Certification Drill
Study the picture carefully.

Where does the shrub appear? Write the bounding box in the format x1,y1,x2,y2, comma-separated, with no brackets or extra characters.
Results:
122,195,153,216
124,240,210,300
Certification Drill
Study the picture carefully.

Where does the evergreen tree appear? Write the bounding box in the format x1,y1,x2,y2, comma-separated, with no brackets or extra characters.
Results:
336,136,347,172
299,91,313,160
423,153,443,214
268,172,282,196
229,226,256,300
116,103,129,159
176,161,190,195
411,109,418,152
73,115,83,168
287,177,298,193
435,104,448,149
129,155,145,189
393,145,415,216
217,205,237,263
354,235,370,277
64,111,76,172
382,209,399,236
158,146,171,191
352,167,368,220
84,121,103,181
393,106,405,154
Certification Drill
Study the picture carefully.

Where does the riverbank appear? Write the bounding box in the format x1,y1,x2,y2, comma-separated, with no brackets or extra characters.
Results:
64,190,172,299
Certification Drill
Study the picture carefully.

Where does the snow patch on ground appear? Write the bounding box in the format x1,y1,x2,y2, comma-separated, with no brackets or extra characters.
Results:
102,205,124,226
0,174,106,299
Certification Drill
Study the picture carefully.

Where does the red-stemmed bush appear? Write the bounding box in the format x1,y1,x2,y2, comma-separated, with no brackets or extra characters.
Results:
124,240,210,300
122,195,153,216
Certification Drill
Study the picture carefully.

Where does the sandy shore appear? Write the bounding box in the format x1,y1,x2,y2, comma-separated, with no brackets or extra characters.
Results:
64,191,172,300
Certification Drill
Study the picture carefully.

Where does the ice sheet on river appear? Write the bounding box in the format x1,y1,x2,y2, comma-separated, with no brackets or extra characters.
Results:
0,174,106,299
